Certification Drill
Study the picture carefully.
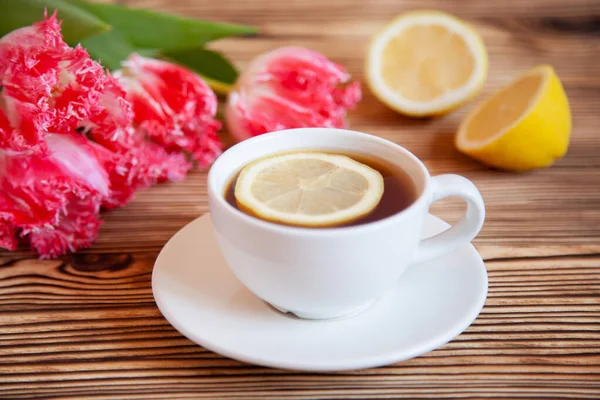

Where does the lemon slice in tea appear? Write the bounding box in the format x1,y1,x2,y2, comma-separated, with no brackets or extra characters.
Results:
234,152,384,227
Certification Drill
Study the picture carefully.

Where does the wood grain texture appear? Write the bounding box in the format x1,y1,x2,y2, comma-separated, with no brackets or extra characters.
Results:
1,0,600,398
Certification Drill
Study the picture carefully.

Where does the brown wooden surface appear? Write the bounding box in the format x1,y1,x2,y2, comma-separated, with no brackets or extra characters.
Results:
2,0,600,398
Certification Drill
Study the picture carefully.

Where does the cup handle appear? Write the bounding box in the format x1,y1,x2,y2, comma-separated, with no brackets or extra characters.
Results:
412,174,485,264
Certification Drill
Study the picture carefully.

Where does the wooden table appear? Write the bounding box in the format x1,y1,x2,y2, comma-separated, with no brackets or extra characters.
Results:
2,0,600,398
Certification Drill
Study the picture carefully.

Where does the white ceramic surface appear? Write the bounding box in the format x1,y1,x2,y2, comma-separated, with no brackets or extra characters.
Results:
208,128,485,319
152,213,488,372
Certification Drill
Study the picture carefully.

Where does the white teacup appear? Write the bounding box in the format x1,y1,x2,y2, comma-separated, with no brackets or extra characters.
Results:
208,128,485,320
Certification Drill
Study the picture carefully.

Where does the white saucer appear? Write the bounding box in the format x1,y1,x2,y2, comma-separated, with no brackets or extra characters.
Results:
152,213,487,372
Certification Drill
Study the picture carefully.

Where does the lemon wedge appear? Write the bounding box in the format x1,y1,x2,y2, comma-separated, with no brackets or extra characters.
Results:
456,65,571,171
234,152,384,227
366,10,488,116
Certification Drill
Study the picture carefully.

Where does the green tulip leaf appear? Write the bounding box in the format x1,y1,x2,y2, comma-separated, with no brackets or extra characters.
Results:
80,30,160,71
163,48,239,95
79,30,134,70
164,48,238,85
0,0,110,43
66,0,256,51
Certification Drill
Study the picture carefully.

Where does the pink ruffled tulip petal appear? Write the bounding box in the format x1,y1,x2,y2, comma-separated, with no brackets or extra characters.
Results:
115,54,222,167
0,15,224,258
0,140,104,258
0,12,107,154
225,46,361,142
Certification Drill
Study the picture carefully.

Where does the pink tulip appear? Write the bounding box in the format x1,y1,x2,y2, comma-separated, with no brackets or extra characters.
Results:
225,46,361,142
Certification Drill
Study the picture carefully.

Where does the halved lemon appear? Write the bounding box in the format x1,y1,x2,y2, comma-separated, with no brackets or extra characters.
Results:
456,65,571,171
234,152,384,227
366,10,488,116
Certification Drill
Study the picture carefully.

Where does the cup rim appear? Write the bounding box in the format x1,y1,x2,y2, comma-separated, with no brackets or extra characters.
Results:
208,128,431,236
